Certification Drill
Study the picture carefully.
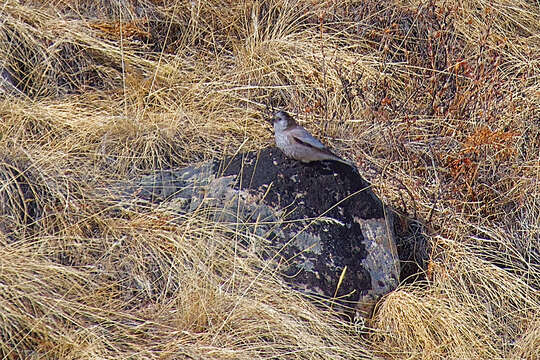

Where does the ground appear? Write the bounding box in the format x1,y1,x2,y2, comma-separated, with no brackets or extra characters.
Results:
0,1,538,359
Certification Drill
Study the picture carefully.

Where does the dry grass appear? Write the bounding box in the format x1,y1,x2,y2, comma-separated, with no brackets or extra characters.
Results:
0,0,538,359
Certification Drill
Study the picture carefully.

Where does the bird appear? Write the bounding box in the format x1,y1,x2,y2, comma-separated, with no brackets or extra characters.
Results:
270,110,357,169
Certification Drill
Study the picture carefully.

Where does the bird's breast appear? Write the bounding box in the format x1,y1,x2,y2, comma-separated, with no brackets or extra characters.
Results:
274,132,295,157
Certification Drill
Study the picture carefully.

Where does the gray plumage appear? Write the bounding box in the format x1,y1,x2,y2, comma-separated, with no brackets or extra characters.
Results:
270,110,356,169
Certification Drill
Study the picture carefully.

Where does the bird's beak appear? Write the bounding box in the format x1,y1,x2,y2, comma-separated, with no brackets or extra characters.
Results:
267,116,275,125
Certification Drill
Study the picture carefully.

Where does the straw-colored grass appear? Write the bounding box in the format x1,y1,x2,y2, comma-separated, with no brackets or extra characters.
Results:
0,0,538,359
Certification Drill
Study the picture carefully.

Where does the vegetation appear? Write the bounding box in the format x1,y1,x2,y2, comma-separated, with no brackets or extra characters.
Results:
0,0,538,358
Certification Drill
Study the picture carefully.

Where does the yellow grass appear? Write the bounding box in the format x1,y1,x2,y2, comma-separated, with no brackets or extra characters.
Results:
0,0,538,359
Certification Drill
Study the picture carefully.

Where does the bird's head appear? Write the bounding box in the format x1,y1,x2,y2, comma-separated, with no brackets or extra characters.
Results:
270,110,296,131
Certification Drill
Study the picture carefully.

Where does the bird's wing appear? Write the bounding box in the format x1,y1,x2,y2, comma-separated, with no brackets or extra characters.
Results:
289,126,343,159
288,126,326,149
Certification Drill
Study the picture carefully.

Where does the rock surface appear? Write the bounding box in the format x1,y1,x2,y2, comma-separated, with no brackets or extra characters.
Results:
125,148,401,317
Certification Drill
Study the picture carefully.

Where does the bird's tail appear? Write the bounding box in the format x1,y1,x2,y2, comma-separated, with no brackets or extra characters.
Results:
333,156,360,174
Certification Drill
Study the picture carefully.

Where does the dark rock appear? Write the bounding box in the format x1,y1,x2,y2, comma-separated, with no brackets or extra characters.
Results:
122,148,401,317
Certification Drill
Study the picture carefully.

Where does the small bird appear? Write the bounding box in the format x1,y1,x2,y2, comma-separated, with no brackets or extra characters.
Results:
270,110,356,169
